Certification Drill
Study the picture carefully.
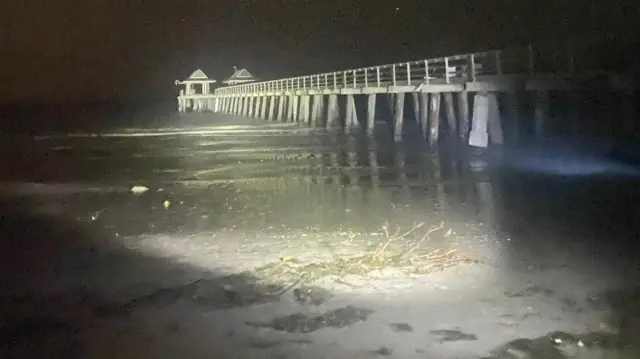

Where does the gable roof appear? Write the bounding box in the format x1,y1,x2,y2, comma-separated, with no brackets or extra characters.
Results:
187,69,209,80
223,67,256,83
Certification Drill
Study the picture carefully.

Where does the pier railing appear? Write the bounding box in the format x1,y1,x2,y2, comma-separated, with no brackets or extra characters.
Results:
213,48,540,96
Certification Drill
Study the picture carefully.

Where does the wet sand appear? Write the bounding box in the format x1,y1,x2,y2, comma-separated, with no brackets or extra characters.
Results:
1,113,640,358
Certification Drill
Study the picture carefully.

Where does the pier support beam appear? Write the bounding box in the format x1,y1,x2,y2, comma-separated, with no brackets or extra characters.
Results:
259,96,267,119
534,90,550,138
469,92,503,148
345,94,358,130
366,94,376,137
268,95,276,121
457,92,470,142
444,93,458,139
326,94,339,127
250,97,257,118
286,96,294,122
292,96,299,122
411,93,420,125
277,95,286,122
428,93,441,147
310,95,324,128
300,95,311,125
239,97,245,116
242,97,249,117
393,93,405,141
419,93,429,141
251,96,262,118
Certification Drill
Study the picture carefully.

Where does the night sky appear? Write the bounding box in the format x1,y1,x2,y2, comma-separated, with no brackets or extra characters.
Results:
1,0,638,104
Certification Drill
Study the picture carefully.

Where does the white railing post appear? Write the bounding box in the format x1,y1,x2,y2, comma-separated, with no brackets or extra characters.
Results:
424,60,430,84
392,64,396,86
444,57,450,84
470,54,477,82
325,73,328,89
333,72,337,90
364,68,368,87
406,62,411,85
343,71,347,88
352,69,356,88
376,66,380,87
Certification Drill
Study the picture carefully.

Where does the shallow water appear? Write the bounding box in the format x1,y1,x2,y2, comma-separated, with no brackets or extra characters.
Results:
2,113,640,358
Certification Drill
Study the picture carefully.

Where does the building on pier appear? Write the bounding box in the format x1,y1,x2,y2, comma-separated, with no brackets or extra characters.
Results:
175,69,217,113
222,67,256,86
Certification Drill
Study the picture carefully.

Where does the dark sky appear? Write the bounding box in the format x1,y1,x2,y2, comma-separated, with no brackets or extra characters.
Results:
1,0,638,104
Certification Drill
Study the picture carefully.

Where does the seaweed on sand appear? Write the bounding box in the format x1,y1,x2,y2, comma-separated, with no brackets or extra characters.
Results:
255,221,478,284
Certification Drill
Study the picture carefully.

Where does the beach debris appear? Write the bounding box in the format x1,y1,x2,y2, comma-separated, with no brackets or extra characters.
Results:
130,185,149,195
163,200,171,209
256,221,476,284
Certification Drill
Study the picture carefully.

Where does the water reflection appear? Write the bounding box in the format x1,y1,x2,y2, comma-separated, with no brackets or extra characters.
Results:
278,132,501,233
0,129,504,236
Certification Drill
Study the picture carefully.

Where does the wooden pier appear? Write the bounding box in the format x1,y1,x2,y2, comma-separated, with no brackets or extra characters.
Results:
176,46,636,149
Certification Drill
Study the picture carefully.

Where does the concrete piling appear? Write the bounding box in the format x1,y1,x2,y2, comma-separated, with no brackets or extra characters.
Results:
327,94,339,128
469,92,489,148
260,95,267,119
444,92,458,138
240,97,246,116
286,96,294,122
277,95,286,122
419,93,429,141
310,95,324,128
254,97,259,118
300,95,311,125
248,97,255,117
457,92,470,142
411,93,420,125
428,93,441,147
292,96,299,123
345,94,358,130
366,94,376,137
268,95,276,121
393,93,405,142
